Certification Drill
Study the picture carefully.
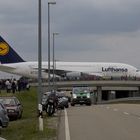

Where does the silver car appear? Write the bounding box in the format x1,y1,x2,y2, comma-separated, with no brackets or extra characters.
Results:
0,103,9,128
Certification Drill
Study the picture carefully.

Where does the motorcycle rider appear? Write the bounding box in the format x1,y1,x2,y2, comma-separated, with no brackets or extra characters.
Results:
46,91,58,114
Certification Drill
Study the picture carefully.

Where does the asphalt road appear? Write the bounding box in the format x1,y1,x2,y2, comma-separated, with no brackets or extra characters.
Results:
58,104,140,140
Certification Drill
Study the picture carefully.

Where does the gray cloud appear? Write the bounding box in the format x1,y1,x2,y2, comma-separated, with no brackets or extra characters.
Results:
54,0,140,35
0,0,140,69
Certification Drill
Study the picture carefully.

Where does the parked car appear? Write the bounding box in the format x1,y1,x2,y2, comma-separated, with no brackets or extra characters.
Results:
56,92,69,109
0,97,23,120
0,103,9,128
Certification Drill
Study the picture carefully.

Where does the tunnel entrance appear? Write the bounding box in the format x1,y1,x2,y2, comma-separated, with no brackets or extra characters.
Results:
115,91,129,99
102,90,130,101
102,91,109,101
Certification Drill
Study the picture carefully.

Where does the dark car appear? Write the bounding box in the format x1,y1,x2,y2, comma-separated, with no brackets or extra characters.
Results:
57,92,69,109
0,97,23,120
0,103,9,128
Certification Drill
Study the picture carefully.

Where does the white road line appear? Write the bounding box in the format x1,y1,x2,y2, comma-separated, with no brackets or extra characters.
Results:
64,109,71,140
124,112,130,115
106,106,110,109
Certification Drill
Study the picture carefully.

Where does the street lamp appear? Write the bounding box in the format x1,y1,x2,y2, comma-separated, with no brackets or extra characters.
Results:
52,32,59,90
48,1,56,91
38,0,43,131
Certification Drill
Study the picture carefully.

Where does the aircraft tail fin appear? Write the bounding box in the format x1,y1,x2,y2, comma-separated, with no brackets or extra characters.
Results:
0,36,25,64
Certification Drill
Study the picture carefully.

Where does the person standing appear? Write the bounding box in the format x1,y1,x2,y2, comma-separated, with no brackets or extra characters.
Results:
5,79,11,93
12,81,16,93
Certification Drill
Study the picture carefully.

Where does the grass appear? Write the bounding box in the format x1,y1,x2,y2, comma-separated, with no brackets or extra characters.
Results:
0,87,57,140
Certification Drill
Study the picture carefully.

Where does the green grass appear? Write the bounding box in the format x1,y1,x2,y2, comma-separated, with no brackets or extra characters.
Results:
0,87,57,140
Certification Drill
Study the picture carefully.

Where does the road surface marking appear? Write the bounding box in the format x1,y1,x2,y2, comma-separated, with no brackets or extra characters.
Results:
124,112,129,115
106,106,110,109
64,109,71,140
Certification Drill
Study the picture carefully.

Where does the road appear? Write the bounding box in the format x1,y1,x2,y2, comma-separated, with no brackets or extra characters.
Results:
58,104,140,140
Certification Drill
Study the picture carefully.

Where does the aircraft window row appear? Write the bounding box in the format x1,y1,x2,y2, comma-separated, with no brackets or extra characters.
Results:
59,65,93,67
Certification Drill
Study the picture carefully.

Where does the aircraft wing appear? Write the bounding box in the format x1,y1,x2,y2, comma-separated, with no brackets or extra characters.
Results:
32,67,103,77
45,69,71,77
0,64,16,72
45,68,103,77
85,72,103,77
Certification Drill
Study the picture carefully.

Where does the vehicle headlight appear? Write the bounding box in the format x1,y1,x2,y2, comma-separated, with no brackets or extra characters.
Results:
87,93,90,98
73,94,77,99
8,109,15,113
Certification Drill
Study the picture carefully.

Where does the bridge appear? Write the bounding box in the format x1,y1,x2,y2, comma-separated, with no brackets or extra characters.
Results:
31,80,140,103
53,80,140,88
31,80,140,88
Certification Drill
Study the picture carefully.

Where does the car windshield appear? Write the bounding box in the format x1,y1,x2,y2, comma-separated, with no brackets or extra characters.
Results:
73,87,90,94
0,98,16,106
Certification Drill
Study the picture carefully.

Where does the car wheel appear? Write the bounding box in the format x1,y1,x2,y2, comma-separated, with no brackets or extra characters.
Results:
61,106,64,110
0,121,2,128
71,103,75,106
65,104,69,108
86,103,91,106
19,113,22,119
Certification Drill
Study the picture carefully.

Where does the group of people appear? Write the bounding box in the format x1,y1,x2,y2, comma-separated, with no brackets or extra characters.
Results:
0,78,30,93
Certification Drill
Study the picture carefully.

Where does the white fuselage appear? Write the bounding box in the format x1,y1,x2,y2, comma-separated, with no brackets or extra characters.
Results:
1,61,140,79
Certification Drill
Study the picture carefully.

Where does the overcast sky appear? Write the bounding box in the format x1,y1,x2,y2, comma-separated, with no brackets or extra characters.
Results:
1,0,140,69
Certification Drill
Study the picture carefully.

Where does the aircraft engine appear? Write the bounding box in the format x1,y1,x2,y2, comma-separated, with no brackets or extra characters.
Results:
65,72,82,77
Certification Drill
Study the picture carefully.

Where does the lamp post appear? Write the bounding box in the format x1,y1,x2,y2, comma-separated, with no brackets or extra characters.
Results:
52,32,59,90
38,0,43,131
48,1,56,91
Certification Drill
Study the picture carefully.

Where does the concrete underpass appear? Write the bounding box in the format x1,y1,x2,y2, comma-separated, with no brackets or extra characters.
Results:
101,90,137,101
96,88,140,103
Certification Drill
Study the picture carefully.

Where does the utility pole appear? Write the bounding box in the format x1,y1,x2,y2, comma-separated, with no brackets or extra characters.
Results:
38,0,43,131
48,1,56,91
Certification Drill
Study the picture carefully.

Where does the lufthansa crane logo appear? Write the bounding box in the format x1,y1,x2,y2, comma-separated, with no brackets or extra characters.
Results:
0,42,9,56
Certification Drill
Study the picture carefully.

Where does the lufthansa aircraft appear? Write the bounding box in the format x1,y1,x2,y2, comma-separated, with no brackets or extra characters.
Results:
0,36,140,79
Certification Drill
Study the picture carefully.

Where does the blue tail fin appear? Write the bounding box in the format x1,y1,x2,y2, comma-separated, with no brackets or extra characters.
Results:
0,36,25,64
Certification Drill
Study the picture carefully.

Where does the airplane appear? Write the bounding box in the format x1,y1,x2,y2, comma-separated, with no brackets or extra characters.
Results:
0,35,140,79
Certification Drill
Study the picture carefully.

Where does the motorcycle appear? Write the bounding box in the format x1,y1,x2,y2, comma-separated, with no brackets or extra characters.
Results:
46,98,56,116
